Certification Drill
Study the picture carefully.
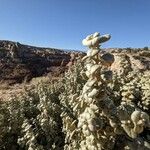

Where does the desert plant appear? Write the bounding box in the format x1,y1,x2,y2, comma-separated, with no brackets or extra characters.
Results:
143,46,149,51
60,32,150,150
0,82,65,150
0,32,150,150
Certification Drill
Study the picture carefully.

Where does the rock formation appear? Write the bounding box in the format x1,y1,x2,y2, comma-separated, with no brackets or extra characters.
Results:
0,40,82,85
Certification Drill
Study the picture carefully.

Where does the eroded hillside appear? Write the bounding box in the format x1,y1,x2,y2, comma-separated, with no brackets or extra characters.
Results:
0,40,82,85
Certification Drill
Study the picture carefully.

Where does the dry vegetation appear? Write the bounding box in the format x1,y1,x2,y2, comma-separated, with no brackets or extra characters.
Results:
0,34,150,150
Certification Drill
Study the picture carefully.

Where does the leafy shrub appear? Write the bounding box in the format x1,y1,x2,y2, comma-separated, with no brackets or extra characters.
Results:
0,82,65,150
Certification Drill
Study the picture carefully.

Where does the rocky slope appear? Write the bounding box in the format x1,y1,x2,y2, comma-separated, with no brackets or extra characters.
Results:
0,40,149,86
0,40,82,85
110,48,150,74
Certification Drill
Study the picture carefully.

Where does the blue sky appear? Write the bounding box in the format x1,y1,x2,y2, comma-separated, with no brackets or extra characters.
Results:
0,0,149,50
